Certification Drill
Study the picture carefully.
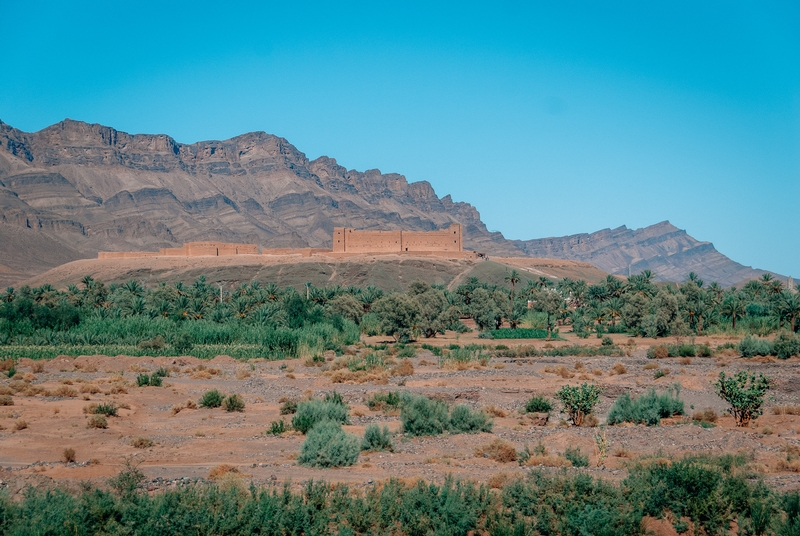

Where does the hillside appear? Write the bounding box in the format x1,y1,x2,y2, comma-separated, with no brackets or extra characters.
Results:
0,118,778,287
21,254,610,291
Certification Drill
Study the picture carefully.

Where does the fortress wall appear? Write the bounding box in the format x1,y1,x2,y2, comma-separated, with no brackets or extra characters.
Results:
401,225,461,252
98,251,160,259
333,228,346,253
342,229,403,253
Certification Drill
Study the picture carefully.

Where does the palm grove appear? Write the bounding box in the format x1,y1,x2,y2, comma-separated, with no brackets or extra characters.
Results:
1,269,799,360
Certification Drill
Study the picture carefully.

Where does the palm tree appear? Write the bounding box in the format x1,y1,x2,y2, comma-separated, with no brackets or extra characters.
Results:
504,270,520,326
707,282,724,305
781,292,800,332
606,298,623,327
720,294,746,330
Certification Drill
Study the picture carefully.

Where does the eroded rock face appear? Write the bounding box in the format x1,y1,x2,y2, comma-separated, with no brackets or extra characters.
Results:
0,119,775,287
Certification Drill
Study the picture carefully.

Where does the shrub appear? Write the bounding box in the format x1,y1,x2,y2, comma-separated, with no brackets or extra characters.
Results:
474,439,517,462
739,335,773,358
131,437,154,449
653,369,668,379
607,386,684,426
555,383,601,426
610,363,627,375
137,336,166,350
773,331,800,360
62,448,76,463
136,373,150,387
223,394,245,412
449,405,492,433
564,446,589,467
361,424,393,452
92,402,119,417
650,345,669,359
153,367,169,378
396,345,416,358
524,395,553,414
108,456,145,498
292,398,349,434
172,332,194,353
367,391,401,411
298,420,360,468
148,374,163,387
392,358,414,376
267,420,286,435
279,400,297,415
208,464,240,480
400,394,450,436
200,389,224,408
601,336,614,347
714,370,770,427
0,395,13,406
87,415,107,429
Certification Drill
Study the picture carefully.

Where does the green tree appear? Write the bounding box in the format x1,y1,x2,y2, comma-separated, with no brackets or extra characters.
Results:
721,294,746,330
371,293,421,342
531,289,564,338
555,383,601,426
713,370,770,427
504,270,521,327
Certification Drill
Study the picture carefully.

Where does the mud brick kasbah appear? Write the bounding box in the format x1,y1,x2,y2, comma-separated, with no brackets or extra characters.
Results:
97,224,479,260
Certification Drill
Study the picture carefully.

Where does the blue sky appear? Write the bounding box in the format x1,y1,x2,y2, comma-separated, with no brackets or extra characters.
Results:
2,1,799,277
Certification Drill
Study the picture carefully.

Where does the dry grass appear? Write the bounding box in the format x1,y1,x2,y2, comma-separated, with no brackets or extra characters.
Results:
192,371,213,380
21,372,36,382
610,363,627,375
643,362,659,370
543,365,575,379
483,405,508,418
592,369,603,376
14,419,28,431
31,362,45,373
131,437,154,449
285,373,296,380
328,369,388,384
488,472,511,489
651,346,669,359
0,360,14,372
0,395,13,406
0,386,13,396
772,406,800,416
235,369,252,380
475,439,518,463
208,464,240,480
493,363,506,369
678,357,692,365
574,361,585,371
521,454,570,467
613,448,631,458
80,384,101,394
62,448,76,463
54,385,78,398
391,359,414,377
580,414,599,428
87,415,108,429
693,409,718,423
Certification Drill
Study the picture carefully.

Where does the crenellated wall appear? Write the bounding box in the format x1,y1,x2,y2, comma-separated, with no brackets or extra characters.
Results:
99,242,260,258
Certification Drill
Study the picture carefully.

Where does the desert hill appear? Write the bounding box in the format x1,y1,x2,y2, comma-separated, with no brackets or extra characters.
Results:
22,254,609,291
0,118,777,287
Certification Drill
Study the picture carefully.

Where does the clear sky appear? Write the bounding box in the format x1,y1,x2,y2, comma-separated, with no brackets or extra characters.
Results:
2,1,799,277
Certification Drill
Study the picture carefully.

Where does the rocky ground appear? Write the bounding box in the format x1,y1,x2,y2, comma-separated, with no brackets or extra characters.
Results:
1,331,799,499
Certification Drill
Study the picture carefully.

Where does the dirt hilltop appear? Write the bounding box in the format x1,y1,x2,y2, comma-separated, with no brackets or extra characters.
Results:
22,254,610,290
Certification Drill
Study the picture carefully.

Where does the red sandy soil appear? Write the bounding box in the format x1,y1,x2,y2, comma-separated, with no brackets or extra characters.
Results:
1,330,799,498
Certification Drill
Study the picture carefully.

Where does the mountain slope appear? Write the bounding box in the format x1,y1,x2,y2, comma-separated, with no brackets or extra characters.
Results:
0,118,778,287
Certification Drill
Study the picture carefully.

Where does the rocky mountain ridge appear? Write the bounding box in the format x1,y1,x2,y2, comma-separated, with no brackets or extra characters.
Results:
0,118,777,287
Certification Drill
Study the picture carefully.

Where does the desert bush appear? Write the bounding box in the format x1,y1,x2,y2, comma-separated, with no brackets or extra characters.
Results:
420,343,443,356
653,368,669,379
91,402,119,417
739,335,773,358
438,344,490,369
13,419,27,430
610,362,627,375
62,448,76,463
392,358,414,376
361,424,393,452
0,394,13,406
396,345,416,358
524,395,553,414
223,394,245,412
564,446,589,467
200,389,224,408
483,405,507,417
292,398,349,434
474,439,517,462
773,331,800,359
79,383,101,394
279,400,297,415
130,437,154,449
297,420,360,468
367,391,401,412
607,385,684,426
400,393,450,436
714,370,770,426
87,415,107,429
449,405,492,433
267,420,286,435
153,367,170,378
555,383,601,426
136,372,161,387
53,385,78,397
208,464,240,480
